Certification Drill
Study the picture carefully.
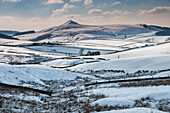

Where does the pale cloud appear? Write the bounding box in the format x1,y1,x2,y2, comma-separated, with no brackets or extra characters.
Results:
88,9,102,14
80,16,117,25
86,5,94,9
139,6,170,15
63,3,75,9
103,10,121,15
84,0,93,5
64,14,81,18
29,17,41,22
103,10,131,15
111,2,121,6
63,14,82,21
51,3,75,17
70,0,81,3
0,16,49,31
123,11,131,15
51,9,68,17
0,16,16,21
2,0,21,2
44,0,64,5
103,3,107,7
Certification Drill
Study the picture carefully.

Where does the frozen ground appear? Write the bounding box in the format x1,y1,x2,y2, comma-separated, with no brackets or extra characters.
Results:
91,86,169,107
97,107,167,113
0,21,169,112
0,63,94,87
69,43,170,72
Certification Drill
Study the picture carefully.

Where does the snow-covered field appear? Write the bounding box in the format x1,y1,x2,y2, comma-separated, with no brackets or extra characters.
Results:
69,43,170,72
97,108,167,113
0,21,169,112
91,86,169,107
0,63,95,87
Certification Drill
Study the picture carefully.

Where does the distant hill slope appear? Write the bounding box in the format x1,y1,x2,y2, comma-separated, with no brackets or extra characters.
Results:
38,20,152,36
13,30,35,36
141,24,170,36
13,20,170,43
0,30,19,36
0,33,18,40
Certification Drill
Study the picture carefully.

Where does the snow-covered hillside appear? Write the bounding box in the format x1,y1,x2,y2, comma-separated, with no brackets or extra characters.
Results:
0,63,94,87
14,20,162,43
0,30,19,36
0,21,169,113
0,20,168,47
69,43,170,72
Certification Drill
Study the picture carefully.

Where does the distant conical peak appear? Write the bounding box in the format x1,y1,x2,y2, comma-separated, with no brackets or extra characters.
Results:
63,20,80,25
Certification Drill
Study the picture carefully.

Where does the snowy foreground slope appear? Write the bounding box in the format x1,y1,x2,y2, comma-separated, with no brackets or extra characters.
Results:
0,21,170,112
91,86,169,107
0,63,94,87
98,107,167,113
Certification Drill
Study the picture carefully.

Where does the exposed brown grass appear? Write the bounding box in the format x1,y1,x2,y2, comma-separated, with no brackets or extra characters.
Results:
119,80,170,87
134,97,170,112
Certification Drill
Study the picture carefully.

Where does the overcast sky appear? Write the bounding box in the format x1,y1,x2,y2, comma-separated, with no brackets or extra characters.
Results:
0,0,170,31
